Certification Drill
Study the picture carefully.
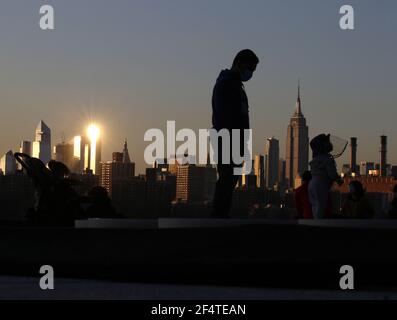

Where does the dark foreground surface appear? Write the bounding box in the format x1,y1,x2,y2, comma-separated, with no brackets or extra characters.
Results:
1,276,396,300
1,221,397,296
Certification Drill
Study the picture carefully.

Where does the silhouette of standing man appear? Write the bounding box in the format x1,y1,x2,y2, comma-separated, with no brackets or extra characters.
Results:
211,49,259,218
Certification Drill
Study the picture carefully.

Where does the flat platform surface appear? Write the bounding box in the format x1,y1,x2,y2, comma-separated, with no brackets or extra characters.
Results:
75,218,397,230
0,276,395,300
2,222,397,292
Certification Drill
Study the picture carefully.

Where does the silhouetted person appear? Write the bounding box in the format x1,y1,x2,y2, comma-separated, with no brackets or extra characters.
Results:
39,160,82,226
342,180,374,219
211,49,259,218
294,171,313,219
86,186,118,219
387,185,397,219
308,134,343,219
49,160,83,221
15,153,83,226
19,155,54,215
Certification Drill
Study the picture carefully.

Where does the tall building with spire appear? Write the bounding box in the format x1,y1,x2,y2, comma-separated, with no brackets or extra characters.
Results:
32,120,51,164
122,139,131,163
285,82,309,188
99,140,135,198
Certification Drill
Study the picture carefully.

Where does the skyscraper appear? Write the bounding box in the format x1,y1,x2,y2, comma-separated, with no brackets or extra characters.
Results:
18,140,32,170
253,155,265,188
72,126,102,174
99,140,141,216
265,137,280,189
32,120,51,164
122,139,131,163
100,141,135,197
54,142,74,170
278,158,286,186
71,135,89,173
146,166,176,217
176,164,199,203
242,159,257,187
176,163,216,203
20,141,32,156
285,83,309,188
87,125,102,175
0,151,16,175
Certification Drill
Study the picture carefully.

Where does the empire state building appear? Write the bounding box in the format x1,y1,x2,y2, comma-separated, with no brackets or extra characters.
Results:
285,83,309,188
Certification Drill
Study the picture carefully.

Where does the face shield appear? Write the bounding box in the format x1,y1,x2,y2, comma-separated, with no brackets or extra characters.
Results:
329,135,348,159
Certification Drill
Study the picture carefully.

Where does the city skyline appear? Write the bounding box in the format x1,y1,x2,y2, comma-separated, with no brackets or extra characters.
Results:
1,111,394,178
0,1,396,174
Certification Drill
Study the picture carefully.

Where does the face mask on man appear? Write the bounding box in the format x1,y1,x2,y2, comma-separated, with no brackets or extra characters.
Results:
240,69,253,82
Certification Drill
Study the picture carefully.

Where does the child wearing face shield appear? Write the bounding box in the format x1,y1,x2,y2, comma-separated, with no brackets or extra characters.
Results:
308,134,344,219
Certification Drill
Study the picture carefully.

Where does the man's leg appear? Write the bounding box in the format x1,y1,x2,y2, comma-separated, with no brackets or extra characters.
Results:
212,164,238,218
223,169,239,216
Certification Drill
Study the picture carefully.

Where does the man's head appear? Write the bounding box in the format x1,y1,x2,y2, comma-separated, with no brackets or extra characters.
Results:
231,49,259,82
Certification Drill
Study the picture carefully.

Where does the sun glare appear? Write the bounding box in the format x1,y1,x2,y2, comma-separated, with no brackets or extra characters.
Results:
87,124,100,143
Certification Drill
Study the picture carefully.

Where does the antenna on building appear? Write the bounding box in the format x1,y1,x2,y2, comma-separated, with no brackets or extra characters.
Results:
295,77,302,115
298,77,300,100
